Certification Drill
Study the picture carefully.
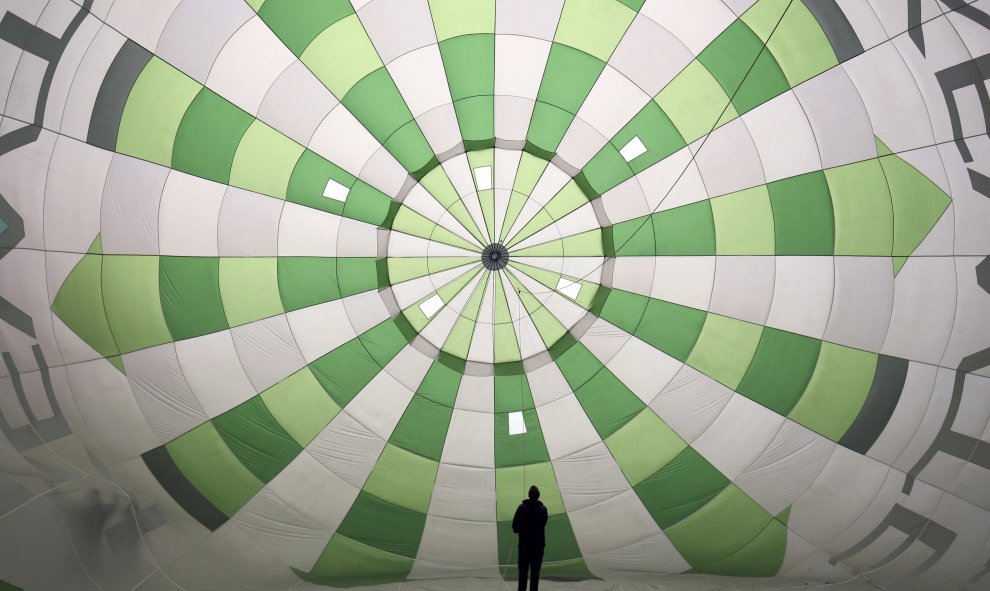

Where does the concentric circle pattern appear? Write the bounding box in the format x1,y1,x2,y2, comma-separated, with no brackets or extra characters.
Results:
0,1,989,591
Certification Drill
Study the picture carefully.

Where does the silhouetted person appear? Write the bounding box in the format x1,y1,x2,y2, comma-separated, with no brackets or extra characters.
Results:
512,485,548,591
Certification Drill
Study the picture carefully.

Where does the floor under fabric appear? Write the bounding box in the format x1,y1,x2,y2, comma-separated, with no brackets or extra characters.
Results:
327,576,888,591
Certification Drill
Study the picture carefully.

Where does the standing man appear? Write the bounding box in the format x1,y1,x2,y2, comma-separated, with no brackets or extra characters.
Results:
512,485,548,591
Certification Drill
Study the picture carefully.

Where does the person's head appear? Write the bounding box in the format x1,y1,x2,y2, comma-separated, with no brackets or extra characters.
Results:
528,485,540,501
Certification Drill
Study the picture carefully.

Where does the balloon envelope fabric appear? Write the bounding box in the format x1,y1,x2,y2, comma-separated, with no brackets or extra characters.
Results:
0,0,989,590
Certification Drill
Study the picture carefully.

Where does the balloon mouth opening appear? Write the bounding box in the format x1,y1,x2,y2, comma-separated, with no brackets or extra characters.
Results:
481,243,510,271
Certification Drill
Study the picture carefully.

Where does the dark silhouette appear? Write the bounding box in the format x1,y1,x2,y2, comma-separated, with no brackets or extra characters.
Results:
511,485,548,591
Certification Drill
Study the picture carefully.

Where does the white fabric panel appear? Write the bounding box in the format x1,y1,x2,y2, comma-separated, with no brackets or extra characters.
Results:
100,155,167,255
788,445,893,548
778,532,855,582
604,255,655,295
269,451,358,532
231,487,333,572
649,365,733,443
692,393,786,480
46,253,102,366
609,14,694,97
59,26,125,141
43,137,111,252
882,257,956,364
709,256,775,325
494,149,521,191
646,256,715,311
605,332,682,405
123,343,208,443
174,330,256,419
823,257,894,352
158,171,225,257
501,275,545,360
495,35,552,102
526,360,574,408
230,315,307,393
335,217,383,258
794,66,876,169
494,95,536,142
735,420,836,517
400,186,472,244
766,256,834,339
942,256,990,372
428,464,495,521
411,517,498,577
561,67,650,166
276,201,341,257
307,412,385,489
391,263,476,311
217,187,282,257
309,106,383,179
156,0,252,84
358,0,436,65
418,271,483,351
3,49,46,126
257,60,337,147
387,224,479,258
440,408,494,468
507,165,570,238
65,358,159,461
837,0,891,49
693,118,766,198
495,0,563,39
512,203,600,251
742,91,822,183
411,104,464,156
105,0,183,51
43,11,100,133
455,374,494,414
600,146,699,224
284,300,355,363
386,46,451,118
206,17,296,116
381,345,435,393
580,317,632,366
640,0,736,55
570,490,689,575
339,290,392,336
467,277,495,364
344,347,422,441
511,270,585,331
553,442,630,512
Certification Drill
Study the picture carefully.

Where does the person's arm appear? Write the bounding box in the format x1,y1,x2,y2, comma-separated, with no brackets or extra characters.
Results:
541,506,548,528
512,504,522,533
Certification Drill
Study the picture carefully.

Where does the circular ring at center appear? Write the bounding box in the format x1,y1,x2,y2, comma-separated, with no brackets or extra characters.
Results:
481,243,510,271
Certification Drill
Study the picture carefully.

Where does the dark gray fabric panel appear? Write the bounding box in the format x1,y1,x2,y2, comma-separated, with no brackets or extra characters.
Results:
801,0,864,62
839,355,908,454
88,40,152,151
142,446,227,531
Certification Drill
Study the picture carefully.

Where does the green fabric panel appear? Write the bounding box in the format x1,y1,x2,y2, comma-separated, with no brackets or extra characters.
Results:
788,343,878,441
229,120,304,199
687,314,764,390
166,422,263,518
302,533,413,587
496,462,565,520
553,338,605,391
880,151,951,258
116,58,200,166
343,182,394,226
257,0,353,55
698,20,789,115
697,517,787,576
497,514,584,566
609,216,656,256
0,579,22,591
276,257,377,312
310,320,407,407
495,408,551,467
572,364,644,439
768,171,835,255
633,447,729,528
51,252,120,359
826,160,893,256
596,287,647,337
172,89,253,184
653,201,716,255
744,0,837,86
383,118,437,178
341,68,412,143
605,409,686,486
736,327,822,416
102,256,172,353
303,15,383,97
664,485,775,571
286,150,352,215
212,397,303,483
218,258,283,327
390,362,460,460
656,60,737,144
612,101,685,175
159,257,228,341
440,34,495,142
711,185,775,255
554,0,636,62
494,374,536,413
633,298,706,362
336,491,426,559
363,444,438,513
260,367,340,447
428,0,495,40
528,44,606,152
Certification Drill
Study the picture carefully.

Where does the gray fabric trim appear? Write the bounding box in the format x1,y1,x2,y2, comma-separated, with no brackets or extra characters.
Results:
838,355,908,454
87,40,152,151
800,0,864,62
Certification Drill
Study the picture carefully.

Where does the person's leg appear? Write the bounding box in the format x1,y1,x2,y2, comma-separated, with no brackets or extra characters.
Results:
530,548,544,591
517,547,530,591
